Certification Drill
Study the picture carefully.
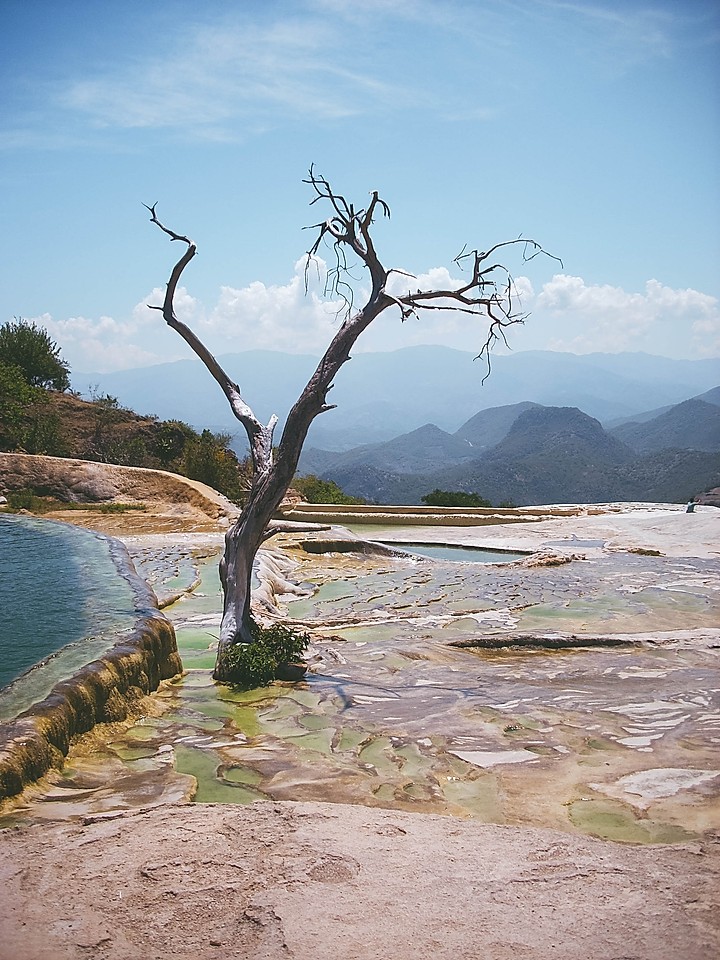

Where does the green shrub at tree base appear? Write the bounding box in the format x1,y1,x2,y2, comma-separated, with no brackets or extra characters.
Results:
215,621,310,689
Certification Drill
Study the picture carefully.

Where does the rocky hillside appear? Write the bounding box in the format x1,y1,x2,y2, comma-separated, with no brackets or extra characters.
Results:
309,404,720,506
455,401,542,450
301,423,476,477
610,397,720,453
0,452,238,535
0,390,249,504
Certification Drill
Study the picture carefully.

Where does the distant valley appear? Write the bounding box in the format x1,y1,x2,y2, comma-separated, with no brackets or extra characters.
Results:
299,389,720,506
75,347,720,451
75,347,720,506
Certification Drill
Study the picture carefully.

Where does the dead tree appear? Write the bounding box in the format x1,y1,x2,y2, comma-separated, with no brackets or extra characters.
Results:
148,168,556,681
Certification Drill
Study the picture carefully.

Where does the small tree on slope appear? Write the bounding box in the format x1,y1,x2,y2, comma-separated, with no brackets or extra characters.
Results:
147,168,556,682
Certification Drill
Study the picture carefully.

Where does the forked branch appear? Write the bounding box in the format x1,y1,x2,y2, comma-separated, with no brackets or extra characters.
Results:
302,169,559,380
145,203,276,472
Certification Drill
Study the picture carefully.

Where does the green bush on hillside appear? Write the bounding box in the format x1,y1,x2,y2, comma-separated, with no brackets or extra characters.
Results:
182,429,249,503
292,474,365,504
0,319,70,391
0,362,44,448
421,488,492,508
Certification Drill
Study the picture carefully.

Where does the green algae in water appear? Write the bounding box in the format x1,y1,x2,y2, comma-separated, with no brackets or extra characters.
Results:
583,736,617,752
359,736,394,769
567,798,696,844
178,672,217,688
261,697,305,723
125,725,159,742
175,628,218,652
285,688,323,709
189,717,226,732
288,581,356,618
222,765,263,787
299,713,332,730
111,744,158,761
372,783,398,802
52,529,717,837
182,651,220,670
334,727,367,753
394,742,433,780
187,697,266,737
402,781,437,801
379,651,420,671
175,722,224,736
217,685,282,707
225,706,262,738
441,776,504,821
285,728,335,755
178,694,247,722
627,587,713,619
174,744,267,803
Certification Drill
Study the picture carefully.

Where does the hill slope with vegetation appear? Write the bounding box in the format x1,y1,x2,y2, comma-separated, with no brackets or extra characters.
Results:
316,404,720,506
609,398,720,453
0,320,249,504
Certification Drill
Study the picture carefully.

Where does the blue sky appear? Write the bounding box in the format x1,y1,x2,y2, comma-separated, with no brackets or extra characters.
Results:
1,0,718,374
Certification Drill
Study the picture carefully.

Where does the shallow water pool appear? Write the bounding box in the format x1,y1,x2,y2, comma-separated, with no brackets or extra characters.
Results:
384,542,529,563
0,515,138,717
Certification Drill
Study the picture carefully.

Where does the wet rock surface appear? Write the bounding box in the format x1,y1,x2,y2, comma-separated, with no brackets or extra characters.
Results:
1,503,719,958
8,519,718,845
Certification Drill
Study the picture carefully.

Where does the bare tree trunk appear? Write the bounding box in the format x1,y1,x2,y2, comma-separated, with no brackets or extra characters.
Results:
214,484,286,677
218,514,262,650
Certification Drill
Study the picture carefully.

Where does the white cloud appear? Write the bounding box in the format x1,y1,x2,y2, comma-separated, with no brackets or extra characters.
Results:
57,15,406,137
33,291,209,374
533,274,720,357
30,311,173,374
200,258,347,354
34,268,720,377
133,286,206,330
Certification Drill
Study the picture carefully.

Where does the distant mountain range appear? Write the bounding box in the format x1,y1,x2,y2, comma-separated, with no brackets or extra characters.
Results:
74,347,720,506
299,390,720,506
75,347,720,452
609,389,720,453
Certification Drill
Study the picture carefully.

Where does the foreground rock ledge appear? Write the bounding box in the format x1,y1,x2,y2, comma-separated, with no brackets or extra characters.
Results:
0,801,717,960
0,614,181,801
0,527,182,801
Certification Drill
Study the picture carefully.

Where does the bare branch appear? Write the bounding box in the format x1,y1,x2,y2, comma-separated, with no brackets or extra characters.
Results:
261,520,332,542
145,204,275,472
303,166,388,308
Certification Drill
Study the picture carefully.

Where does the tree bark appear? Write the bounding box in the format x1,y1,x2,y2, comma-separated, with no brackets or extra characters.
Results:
213,295,386,678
